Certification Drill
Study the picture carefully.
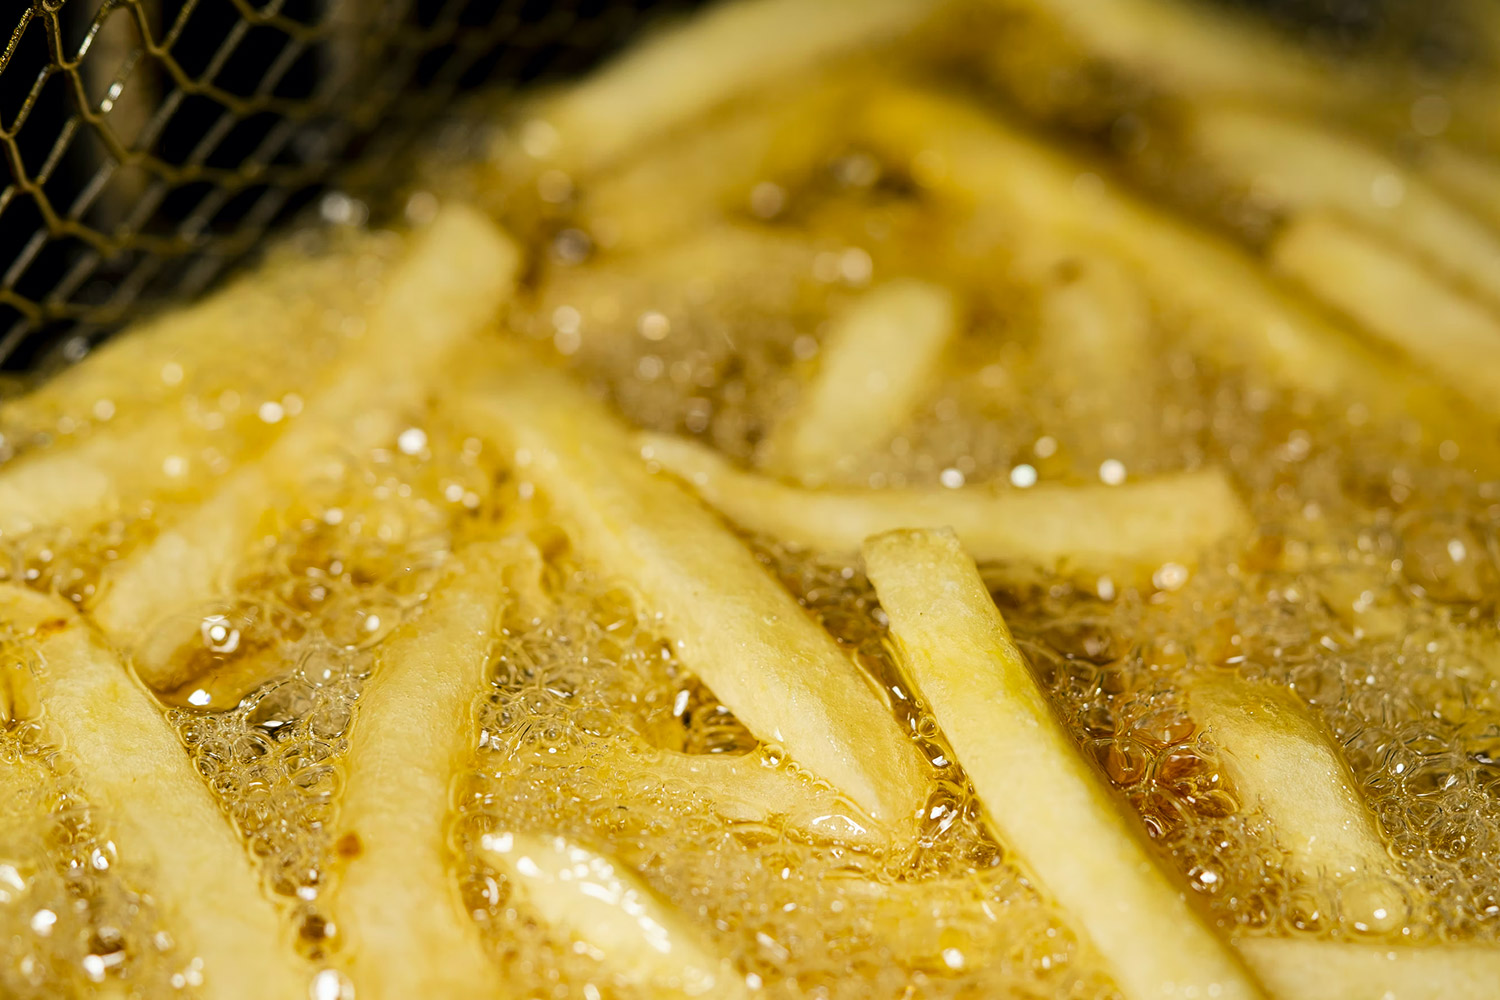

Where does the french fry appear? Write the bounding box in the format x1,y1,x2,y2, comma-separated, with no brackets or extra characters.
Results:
1270,212,1500,420
459,361,928,827
478,830,753,1000
0,232,382,438
1180,105,1500,308
0,236,396,541
494,523,890,851
862,529,1265,1000
578,78,863,252
854,86,1489,454
641,433,1247,586
333,539,535,999
92,204,521,693
520,0,939,175
990,0,1330,109
1027,248,1154,451
644,746,887,851
1186,672,1395,886
1236,938,1500,1000
535,224,820,332
986,0,1500,157
760,279,956,484
1420,143,1500,236
0,584,305,1000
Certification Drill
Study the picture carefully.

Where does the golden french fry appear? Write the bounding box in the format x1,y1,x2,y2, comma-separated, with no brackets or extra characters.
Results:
1181,105,1500,307
518,0,939,175
579,78,862,251
479,830,753,1000
459,362,928,827
989,0,1329,108
333,539,535,999
1027,248,1155,452
1420,143,1500,236
985,0,1500,157
1270,212,1500,420
862,529,1265,1000
0,232,383,439
642,433,1246,586
0,584,305,1000
760,279,956,484
535,224,820,334
644,746,887,851
1186,672,1396,887
0,235,398,541
855,86,1488,454
1236,938,1500,1000
92,204,521,693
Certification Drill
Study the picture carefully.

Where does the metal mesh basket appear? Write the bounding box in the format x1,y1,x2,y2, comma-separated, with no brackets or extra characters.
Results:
0,0,701,371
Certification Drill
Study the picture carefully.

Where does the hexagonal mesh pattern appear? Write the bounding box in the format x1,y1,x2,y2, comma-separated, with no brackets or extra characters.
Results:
0,0,695,370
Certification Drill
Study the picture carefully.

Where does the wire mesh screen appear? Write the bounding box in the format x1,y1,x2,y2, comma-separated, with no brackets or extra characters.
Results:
0,0,698,371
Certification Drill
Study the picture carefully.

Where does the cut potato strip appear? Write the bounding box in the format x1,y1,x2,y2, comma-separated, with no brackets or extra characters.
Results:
1421,143,1500,236
0,233,380,436
1236,938,1500,1000
646,747,887,851
988,0,1500,155
863,529,1265,1000
992,0,1329,108
525,0,938,174
334,539,532,999
642,433,1246,586
536,224,820,331
479,830,752,1000
1186,672,1394,886
0,584,304,1000
460,362,928,826
855,86,1485,450
1028,249,1154,446
580,79,862,251
761,279,956,484
1270,212,1500,420
93,204,520,691
1182,106,1500,307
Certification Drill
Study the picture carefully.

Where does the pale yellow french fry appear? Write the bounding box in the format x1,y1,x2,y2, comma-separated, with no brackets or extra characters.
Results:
862,529,1265,1000
92,204,520,692
535,224,820,332
493,525,889,851
333,539,535,1000
1027,249,1154,450
521,0,939,175
644,747,887,851
1270,212,1500,420
1182,106,1500,307
0,235,392,541
579,78,861,251
479,830,753,1000
760,279,956,484
989,0,1329,108
855,86,1485,450
0,584,305,1000
642,433,1247,586
985,0,1500,155
1186,672,1395,886
0,417,233,540
459,362,928,827
0,232,381,437
1421,143,1500,235
1236,938,1500,1000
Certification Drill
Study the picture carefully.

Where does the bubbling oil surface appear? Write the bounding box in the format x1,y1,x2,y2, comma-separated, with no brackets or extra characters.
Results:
4,7,1500,999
